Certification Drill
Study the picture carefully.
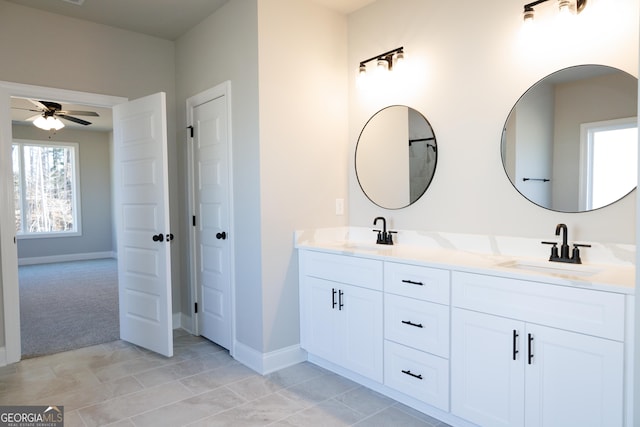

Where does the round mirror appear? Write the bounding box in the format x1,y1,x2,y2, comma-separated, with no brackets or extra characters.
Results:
501,65,637,213
356,106,437,209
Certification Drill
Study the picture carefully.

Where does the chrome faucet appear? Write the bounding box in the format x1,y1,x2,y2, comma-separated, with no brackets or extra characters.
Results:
541,223,591,264
373,216,396,245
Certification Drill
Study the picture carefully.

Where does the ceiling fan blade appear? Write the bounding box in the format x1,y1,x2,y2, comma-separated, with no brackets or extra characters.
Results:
11,107,41,113
25,114,42,122
59,110,100,117
57,114,92,126
26,99,49,111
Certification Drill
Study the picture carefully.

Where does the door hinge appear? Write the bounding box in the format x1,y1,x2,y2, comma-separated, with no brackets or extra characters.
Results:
194,302,198,313
187,125,194,138
192,215,196,227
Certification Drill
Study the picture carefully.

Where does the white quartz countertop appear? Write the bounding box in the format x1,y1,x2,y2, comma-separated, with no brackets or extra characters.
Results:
295,227,635,295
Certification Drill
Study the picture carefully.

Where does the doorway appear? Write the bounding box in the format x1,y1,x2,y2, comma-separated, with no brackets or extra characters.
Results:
187,82,235,354
0,82,127,364
10,101,118,357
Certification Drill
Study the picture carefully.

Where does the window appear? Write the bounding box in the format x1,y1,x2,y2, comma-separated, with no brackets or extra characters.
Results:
580,118,638,211
12,140,81,238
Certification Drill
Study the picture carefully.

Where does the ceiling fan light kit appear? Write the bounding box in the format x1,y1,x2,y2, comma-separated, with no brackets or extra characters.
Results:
33,115,65,131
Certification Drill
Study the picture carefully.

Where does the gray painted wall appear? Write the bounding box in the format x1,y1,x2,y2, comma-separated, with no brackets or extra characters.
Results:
12,125,113,260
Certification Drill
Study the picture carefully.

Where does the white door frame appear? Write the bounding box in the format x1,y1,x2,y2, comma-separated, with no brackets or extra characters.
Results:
0,81,126,365
185,81,236,356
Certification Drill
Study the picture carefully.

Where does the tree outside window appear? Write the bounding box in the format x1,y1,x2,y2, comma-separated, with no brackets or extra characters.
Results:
12,140,81,237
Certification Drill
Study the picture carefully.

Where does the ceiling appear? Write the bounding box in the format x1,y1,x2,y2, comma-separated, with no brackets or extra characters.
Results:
7,0,375,131
5,0,376,41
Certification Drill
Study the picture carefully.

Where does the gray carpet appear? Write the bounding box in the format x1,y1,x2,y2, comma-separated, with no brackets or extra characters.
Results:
19,258,120,358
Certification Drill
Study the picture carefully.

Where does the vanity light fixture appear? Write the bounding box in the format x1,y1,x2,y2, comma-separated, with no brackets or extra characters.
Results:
358,47,404,76
522,0,587,22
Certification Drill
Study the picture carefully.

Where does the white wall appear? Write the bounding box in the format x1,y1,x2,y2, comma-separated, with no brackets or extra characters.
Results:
348,0,638,245
175,0,263,350
257,0,348,352
175,0,349,356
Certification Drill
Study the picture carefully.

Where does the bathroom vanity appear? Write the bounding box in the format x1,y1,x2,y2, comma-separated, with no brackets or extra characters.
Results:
296,227,635,427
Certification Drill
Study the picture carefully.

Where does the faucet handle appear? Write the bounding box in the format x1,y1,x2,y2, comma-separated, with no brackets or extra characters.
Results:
387,230,397,245
541,241,559,260
571,243,591,264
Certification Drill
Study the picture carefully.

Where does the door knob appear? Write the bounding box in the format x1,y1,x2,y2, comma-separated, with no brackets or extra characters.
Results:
152,233,164,242
216,231,227,240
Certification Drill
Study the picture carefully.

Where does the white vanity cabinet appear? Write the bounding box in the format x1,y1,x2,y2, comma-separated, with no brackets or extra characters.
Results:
297,240,632,427
383,261,451,411
299,250,384,382
451,271,625,427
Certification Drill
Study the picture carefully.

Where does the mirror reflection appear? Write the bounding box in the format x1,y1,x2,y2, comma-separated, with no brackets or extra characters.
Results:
501,65,638,213
356,106,437,209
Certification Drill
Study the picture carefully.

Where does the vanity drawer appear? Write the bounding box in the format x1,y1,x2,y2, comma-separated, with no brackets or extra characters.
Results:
384,262,450,304
452,271,625,341
384,340,449,412
300,250,383,291
384,293,449,358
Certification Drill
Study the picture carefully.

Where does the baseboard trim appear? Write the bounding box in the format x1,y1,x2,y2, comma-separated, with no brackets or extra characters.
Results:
233,341,306,375
18,251,116,266
172,313,182,330
180,313,194,334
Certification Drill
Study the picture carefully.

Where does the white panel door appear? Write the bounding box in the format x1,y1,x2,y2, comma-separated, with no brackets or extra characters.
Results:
193,95,232,349
451,308,525,427
525,324,624,427
113,92,173,357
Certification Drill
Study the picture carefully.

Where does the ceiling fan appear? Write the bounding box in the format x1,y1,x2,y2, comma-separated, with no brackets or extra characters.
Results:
13,99,100,130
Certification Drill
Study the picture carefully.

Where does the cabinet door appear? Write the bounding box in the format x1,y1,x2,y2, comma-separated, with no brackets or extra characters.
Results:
451,309,525,427
340,283,383,382
525,324,624,427
301,276,339,363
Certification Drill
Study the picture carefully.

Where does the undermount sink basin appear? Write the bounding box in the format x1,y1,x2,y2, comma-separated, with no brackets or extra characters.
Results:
498,259,602,277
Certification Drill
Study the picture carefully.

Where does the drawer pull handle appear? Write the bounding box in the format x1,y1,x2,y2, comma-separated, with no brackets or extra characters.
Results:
528,333,534,365
512,330,519,361
401,320,424,328
401,279,424,286
402,370,423,380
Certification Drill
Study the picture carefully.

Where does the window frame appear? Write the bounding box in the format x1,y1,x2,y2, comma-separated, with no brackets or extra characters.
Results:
579,117,638,211
13,139,82,239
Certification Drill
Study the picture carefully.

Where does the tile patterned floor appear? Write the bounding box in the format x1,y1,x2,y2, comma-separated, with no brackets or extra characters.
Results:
0,330,452,426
